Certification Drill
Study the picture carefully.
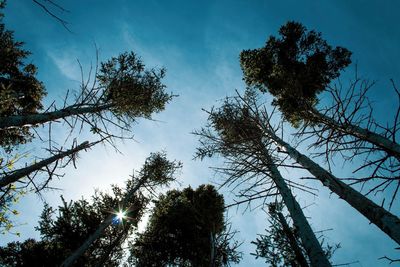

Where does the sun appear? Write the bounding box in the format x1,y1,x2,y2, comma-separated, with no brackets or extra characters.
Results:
115,210,127,221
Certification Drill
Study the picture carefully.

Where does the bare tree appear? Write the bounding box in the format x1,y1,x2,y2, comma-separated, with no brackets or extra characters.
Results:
239,22,400,210
0,50,172,189
195,96,331,266
296,77,400,209
0,140,96,189
239,21,400,163
209,90,400,245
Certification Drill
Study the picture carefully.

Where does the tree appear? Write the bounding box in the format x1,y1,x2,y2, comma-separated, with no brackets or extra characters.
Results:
61,152,181,267
252,203,339,267
0,140,93,188
0,188,144,267
0,152,180,267
0,51,172,131
195,94,331,266
0,2,174,228
0,50,173,189
0,1,46,150
204,90,400,245
0,152,27,235
239,21,400,164
240,21,351,127
129,185,242,267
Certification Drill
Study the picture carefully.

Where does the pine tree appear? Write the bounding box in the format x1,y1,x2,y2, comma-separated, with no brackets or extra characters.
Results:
0,2,46,150
0,152,180,267
130,185,242,267
61,152,181,267
240,21,400,161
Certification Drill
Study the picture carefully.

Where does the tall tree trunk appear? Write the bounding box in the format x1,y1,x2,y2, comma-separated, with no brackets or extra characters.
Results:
95,230,126,267
275,211,310,267
261,146,331,267
0,141,91,188
311,109,400,159
61,176,146,267
0,103,112,129
263,126,400,245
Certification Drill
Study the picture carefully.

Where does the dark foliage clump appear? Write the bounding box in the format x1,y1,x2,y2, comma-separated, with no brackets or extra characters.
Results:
240,21,351,126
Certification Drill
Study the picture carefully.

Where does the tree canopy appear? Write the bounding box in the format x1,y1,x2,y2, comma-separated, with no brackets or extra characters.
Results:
0,186,145,267
130,184,241,266
240,21,352,125
0,2,46,149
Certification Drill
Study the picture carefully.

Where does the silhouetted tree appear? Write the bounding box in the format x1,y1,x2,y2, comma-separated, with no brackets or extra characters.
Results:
0,2,46,150
240,22,400,205
0,187,145,267
201,90,400,245
0,152,180,267
0,49,173,188
252,203,339,267
61,152,181,267
240,21,351,127
195,93,331,266
0,2,174,229
129,185,242,267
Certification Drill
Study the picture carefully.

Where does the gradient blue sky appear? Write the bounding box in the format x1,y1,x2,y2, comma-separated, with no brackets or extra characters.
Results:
2,1,400,266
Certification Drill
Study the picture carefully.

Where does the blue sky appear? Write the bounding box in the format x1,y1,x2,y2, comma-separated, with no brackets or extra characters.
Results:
2,0,400,266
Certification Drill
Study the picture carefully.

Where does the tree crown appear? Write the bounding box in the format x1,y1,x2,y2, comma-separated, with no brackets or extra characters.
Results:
240,21,351,126
0,3,46,149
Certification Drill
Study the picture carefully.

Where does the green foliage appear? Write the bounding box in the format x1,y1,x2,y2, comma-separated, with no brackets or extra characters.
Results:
0,185,147,267
97,52,173,119
0,153,28,235
196,91,263,160
139,151,182,187
130,185,239,266
240,21,351,126
0,185,25,235
0,3,46,150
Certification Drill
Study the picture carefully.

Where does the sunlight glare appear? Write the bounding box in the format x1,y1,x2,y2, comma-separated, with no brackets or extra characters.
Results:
116,210,126,222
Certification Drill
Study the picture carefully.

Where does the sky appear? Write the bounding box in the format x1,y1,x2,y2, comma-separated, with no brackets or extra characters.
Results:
2,0,400,266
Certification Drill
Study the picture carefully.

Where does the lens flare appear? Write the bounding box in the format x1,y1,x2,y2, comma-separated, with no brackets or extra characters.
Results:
115,210,126,221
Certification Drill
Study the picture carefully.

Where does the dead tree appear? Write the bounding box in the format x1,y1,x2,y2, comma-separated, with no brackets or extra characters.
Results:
239,22,400,207
222,90,400,245
195,100,331,266
0,51,173,221
296,77,400,209
0,140,100,189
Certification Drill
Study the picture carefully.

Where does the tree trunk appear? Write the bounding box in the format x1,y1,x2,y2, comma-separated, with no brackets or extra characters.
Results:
60,176,146,267
0,141,91,188
261,147,331,267
95,230,126,267
263,127,400,245
0,104,112,129
312,109,400,159
276,211,310,267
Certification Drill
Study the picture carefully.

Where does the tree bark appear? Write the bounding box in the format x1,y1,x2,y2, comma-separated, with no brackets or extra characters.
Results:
95,229,126,267
276,211,310,267
263,127,400,245
261,147,331,267
0,104,112,129
60,176,146,267
0,141,91,188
